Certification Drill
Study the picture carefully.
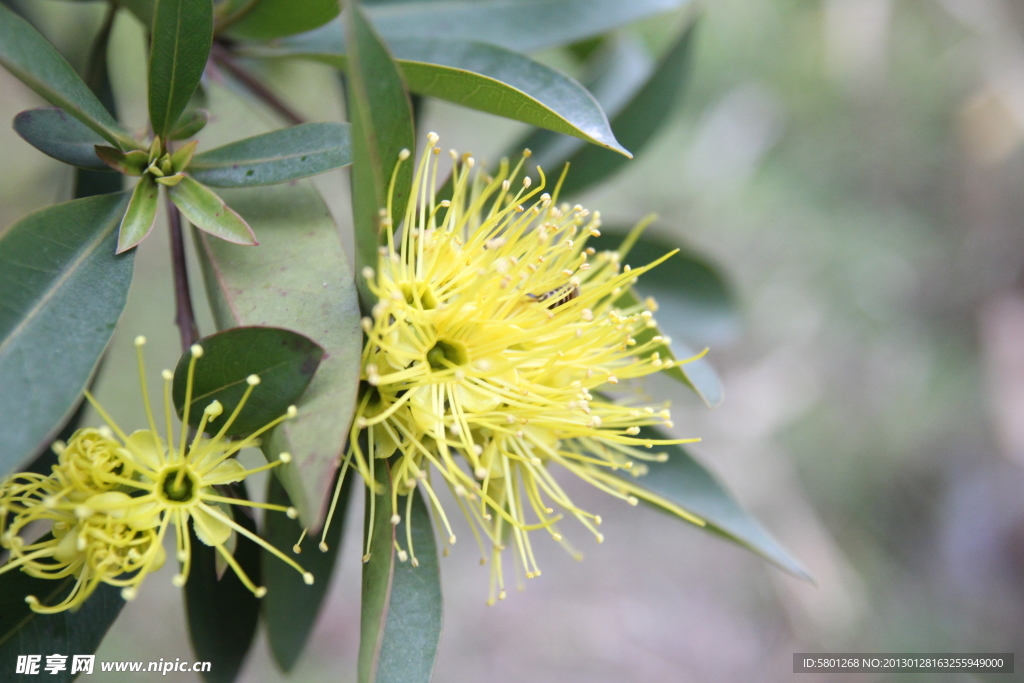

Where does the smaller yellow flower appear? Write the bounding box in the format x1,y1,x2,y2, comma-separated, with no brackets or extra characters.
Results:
0,336,315,612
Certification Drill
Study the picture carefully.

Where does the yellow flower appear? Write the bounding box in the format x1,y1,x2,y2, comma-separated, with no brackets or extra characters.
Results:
0,336,314,612
324,134,705,604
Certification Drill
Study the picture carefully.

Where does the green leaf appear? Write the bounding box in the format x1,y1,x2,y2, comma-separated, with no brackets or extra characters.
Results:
194,82,362,527
170,108,210,140
223,0,339,40
184,492,261,683
376,485,443,683
552,23,697,196
149,0,214,139
188,122,352,187
286,0,691,54
616,286,723,407
0,4,133,148
95,147,150,175
116,175,160,253
0,192,134,477
263,469,352,672
618,426,811,580
12,107,111,170
171,326,324,437
0,567,124,681
359,459,443,683
344,1,416,309
253,38,628,157
590,227,739,348
358,459,396,683
169,175,258,244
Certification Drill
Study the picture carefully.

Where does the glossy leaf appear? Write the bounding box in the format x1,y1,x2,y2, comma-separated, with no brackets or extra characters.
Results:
0,192,134,477
116,175,160,253
149,0,214,138
12,107,111,170
170,108,210,140
95,146,150,175
556,23,697,196
169,175,258,244
263,470,352,671
619,426,811,580
286,0,692,54
375,485,443,683
224,0,339,40
590,228,739,349
616,286,723,408
251,37,628,157
194,82,362,527
184,495,261,683
189,122,352,187
344,1,416,309
0,4,133,148
359,459,396,683
0,567,124,681
171,326,324,437
359,459,443,683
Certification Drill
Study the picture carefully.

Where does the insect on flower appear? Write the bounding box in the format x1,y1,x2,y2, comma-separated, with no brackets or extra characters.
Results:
318,133,708,605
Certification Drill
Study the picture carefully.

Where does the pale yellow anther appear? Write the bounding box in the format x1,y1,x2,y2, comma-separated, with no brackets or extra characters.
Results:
162,369,174,380
286,406,298,418
134,335,146,347
255,587,268,598
190,344,204,358
247,374,261,386
279,452,292,464
286,507,298,519
398,148,411,160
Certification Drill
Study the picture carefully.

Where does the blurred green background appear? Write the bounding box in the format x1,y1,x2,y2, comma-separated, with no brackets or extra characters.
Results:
3,0,1024,680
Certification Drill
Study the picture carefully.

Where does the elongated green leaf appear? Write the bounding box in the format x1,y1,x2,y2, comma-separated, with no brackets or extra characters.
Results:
185,494,261,683
344,1,416,309
169,175,258,244
590,228,739,348
0,192,134,477
556,23,697,196
116,175,160,253
375,485,442,683
224,0,339,40
170,108,210,140
358,458,443,683
13,107,111,170
189,122,352,187
0,568,124,681
249,38,628,156
284,0,691,54
619,426,810,580
616,287,723,407
194,82,362,527
263,469,352,671
149,0,214,138
359,459,396,683
171,326,324,437
0,4,133,148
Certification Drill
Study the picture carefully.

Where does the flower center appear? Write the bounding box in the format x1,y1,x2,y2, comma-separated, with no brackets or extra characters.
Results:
400,281,438,309
427,339,468,370
158,467,199,504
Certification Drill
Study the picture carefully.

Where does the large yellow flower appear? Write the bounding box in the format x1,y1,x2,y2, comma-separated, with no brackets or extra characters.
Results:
0,337,314,612
324,134,705,603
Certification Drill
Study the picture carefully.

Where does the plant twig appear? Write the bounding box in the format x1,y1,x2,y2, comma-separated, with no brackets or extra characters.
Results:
210,42,305,125
167,197,199,351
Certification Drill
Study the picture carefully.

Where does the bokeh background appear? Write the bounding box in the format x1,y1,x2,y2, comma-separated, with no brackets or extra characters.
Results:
3,0,1024,681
